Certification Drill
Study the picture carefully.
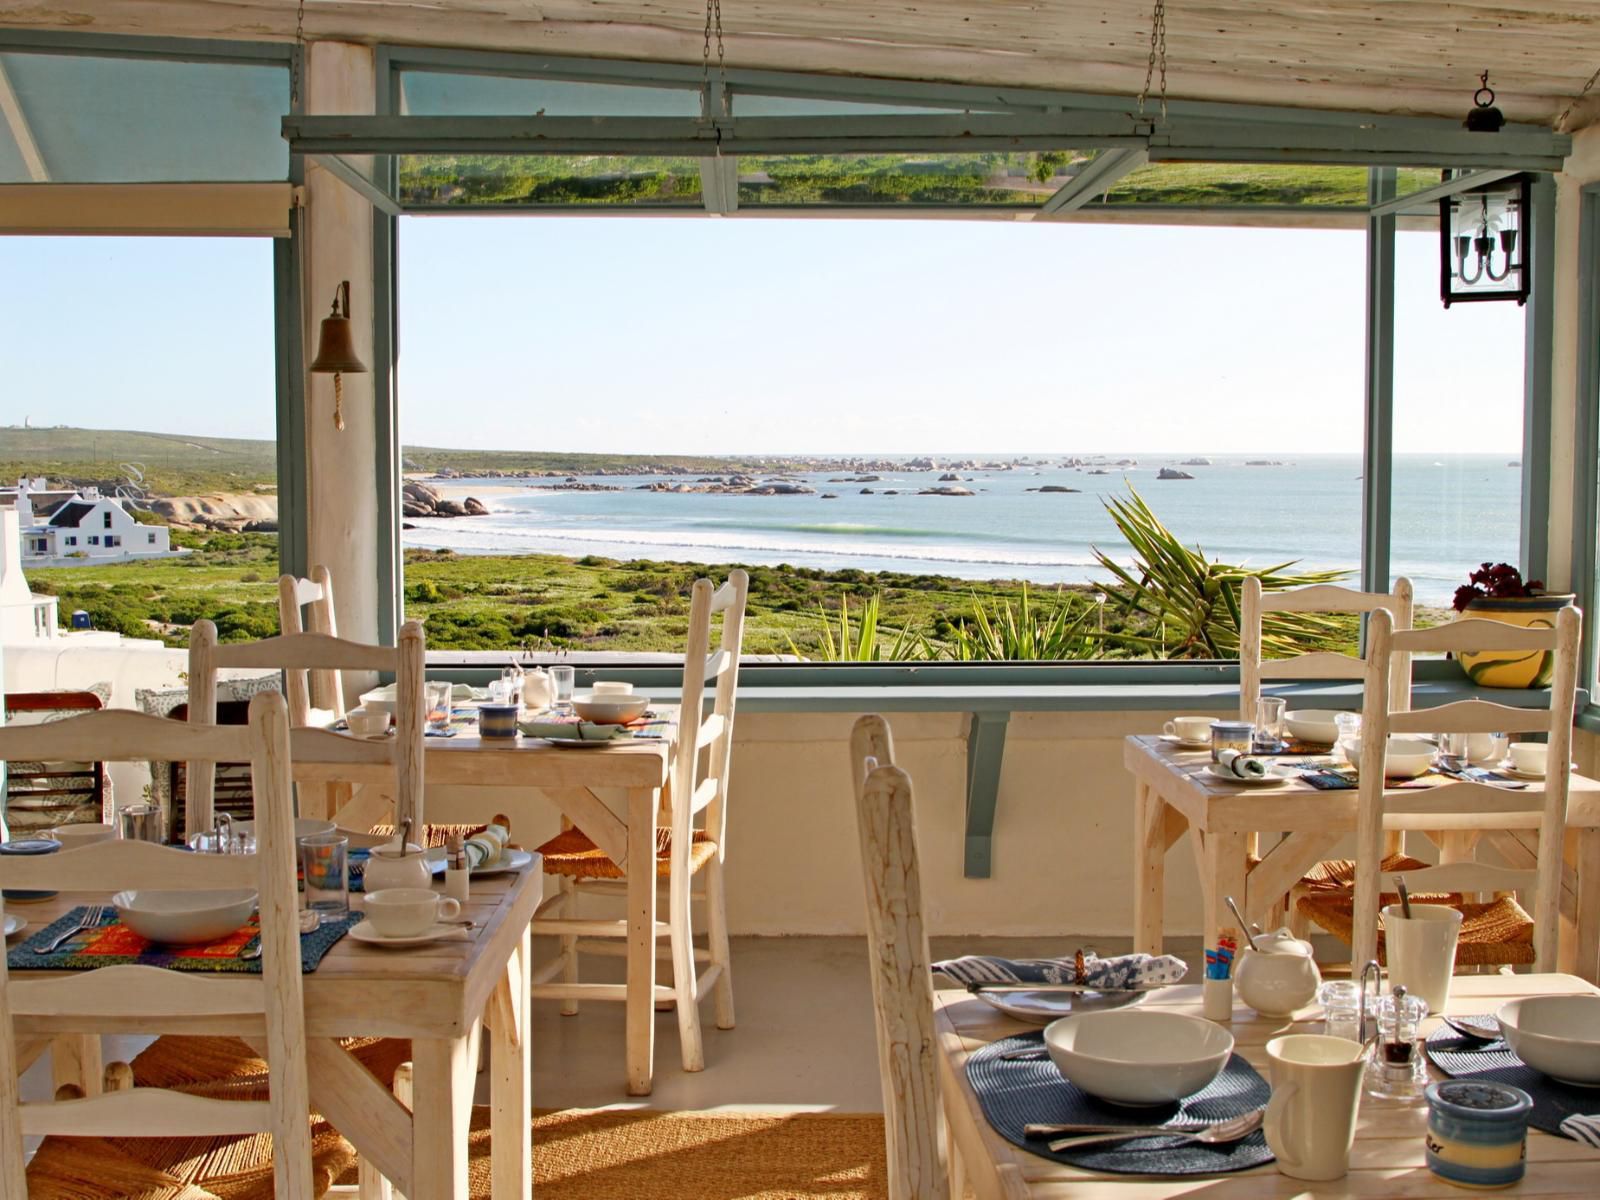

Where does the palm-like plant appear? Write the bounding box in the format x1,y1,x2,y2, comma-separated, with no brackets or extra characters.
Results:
940,584,1100,661
786,592,925,661
1092,488,1350,659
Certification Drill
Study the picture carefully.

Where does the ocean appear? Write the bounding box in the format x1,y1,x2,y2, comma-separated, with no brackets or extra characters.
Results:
400,453,1523,607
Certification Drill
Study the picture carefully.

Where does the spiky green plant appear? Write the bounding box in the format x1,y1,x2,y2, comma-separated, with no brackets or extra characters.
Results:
786,592,926,662
940,584,1100,661
1092,488,1350,659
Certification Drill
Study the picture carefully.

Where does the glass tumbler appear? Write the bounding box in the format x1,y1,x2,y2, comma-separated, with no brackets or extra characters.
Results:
117,803,165,843
425,681,453,733
551,665,576,714
1318,979,1364,1042
1255,697,1287,750
299,834,349,917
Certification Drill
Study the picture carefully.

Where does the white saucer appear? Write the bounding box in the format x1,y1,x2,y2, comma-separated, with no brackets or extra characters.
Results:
1498,761,1575,781
1160,734,1212,750
974,986,1147,1024
423,848,535,877
349,921,469,948
546,736,629,749
3,914,25,938
1204,763,1290,788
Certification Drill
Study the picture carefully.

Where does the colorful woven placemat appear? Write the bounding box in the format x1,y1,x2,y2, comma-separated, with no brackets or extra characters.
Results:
8,906,359,974
520,709,677,741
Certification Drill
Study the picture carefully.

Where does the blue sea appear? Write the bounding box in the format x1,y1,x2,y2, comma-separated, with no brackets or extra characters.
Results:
401,454,1522,607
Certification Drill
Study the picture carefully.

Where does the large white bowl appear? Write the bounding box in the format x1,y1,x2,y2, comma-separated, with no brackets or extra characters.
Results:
1283,709,1342,744
1345,735,1435,779
112,889,257,945
1044,1010,1234,1106
1497,996,1600,1086
571,692,650,725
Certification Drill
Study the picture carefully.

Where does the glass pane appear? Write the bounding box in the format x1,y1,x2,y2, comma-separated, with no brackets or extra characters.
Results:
399,154,702,207
736,151,1094,207
1097,162,1374,207
733,93,972,116
400,71,701,117
0,52,288,183
1390,229,1524,613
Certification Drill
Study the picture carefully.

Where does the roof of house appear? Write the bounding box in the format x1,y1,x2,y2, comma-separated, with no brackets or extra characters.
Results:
47,502,96,529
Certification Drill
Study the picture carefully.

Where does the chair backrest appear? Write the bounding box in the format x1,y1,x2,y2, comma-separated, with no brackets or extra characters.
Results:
0,694,315,1200
1239,575,1415,721
849,715,949,1200
187,620,427,839
2,691,107,837
276,567,343,722
1349,605,1582,973
669,569,749,864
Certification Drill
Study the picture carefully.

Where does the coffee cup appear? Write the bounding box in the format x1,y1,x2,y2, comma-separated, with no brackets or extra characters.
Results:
363,888,461,938
1164,716,1215,744
346,707,391,738
1508,742,1548,776
1264,1034,1366,1181
46,823,116,849
1383,903,1462,1013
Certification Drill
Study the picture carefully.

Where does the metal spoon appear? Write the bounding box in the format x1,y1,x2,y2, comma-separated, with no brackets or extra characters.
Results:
1225,896,1262,951
1047,1108,1265,1152
1397,875,1413,919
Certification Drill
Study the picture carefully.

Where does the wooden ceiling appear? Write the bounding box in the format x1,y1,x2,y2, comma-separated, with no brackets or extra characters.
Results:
4,1,1599,129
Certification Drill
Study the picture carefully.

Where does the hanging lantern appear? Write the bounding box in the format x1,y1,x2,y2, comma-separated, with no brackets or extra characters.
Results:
309,280,369,431
1439,173,1531,308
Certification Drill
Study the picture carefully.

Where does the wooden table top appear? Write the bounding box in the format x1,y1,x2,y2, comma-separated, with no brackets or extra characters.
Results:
5,860,543,1041
935,973,1600,1199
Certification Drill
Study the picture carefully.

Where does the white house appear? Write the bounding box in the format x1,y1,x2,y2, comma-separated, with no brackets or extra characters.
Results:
1,481,180,566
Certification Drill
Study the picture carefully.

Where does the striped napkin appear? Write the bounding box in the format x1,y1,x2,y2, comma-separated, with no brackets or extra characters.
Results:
1561,1113,1600,1149
933,950,1187,991
1216,749,1268,778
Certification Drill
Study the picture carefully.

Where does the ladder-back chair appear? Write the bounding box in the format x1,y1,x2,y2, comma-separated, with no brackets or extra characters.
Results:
532,569,748,1077
276,567,343,726
0,694,320,1200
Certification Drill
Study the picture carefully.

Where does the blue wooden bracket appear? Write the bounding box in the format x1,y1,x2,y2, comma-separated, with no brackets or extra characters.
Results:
964,710,1011,879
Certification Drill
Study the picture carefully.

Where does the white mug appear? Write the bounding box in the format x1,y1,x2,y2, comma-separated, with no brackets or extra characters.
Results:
1508,742,1548,776
1164,716,1215,743
1264,1034,1366,1181
363,888,461,938
346,707,391,737
1383,903,1462,1013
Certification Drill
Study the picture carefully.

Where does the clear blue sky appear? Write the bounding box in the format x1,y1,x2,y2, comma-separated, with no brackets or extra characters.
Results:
0,218,1522,455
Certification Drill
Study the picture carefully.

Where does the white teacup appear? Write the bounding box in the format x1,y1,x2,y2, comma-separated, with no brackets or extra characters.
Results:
347,706,391,738
591,681,634,696
47,823,116,848
1383,903,1462,1013
1164,716,1215,744
1508,742,1548,776
363,888,461,938
1264,1034,1366,1181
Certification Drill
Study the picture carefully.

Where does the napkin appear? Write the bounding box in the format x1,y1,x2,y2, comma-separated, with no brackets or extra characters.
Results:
1561,1114,1600,1149
1217,749,1268,778
933,950,1187,991
517,720,632,742
464,822,510,869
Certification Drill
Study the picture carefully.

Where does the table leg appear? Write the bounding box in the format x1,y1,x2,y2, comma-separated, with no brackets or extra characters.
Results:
1576,828,1600,985
410,1032,475,1199
50,1034,100,1098
626,786,658,1096
1203,831,1249,950
489,926,532,1200
1133,783,1178,956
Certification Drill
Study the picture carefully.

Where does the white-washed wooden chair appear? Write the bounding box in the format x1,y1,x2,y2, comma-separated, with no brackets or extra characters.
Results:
1331,605,1582,975
850,715,951,1200
276,566,343,727
531,569,748,1075
0,693,318,1200
187,619,427,843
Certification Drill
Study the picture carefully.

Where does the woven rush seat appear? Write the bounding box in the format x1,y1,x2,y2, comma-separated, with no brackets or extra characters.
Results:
1301,853,1445,895
537,826,719,880
1295,891,1535,967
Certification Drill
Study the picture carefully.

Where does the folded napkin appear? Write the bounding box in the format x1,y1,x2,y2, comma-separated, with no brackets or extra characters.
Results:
464,822,510,870
933,950,1187,991
1561,1114,1600,1149
1217,749,1268,778
518,720,632,742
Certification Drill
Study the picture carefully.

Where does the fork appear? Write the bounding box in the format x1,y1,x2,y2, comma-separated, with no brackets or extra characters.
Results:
1044,1108,1264,1152
44,904,105,953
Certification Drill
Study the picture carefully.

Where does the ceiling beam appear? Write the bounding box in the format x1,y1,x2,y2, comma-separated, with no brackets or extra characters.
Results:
0,58,48,181
1036,149,1147,218
1367,168,1521,217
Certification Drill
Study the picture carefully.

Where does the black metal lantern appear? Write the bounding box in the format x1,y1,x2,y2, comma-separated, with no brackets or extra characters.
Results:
1440,173,1531,307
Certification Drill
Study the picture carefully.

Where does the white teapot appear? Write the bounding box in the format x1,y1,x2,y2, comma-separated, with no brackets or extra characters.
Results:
362,819,434,892
519,667,553,712
1234,927,1322,1017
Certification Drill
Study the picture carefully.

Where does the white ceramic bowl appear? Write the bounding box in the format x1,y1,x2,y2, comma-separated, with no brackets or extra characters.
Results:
1345,735,1436,779
112,889,257,945
590,681,635,696
1283,709,1342,744
571,692,650,725
1497,996,1600,1086
1043,1010,1234,1106
47,823,116,848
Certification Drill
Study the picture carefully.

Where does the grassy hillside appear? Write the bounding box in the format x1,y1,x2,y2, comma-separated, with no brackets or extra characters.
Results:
0,427,278,495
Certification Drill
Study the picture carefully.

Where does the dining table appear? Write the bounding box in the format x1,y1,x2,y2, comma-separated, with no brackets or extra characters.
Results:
9,855,539,1200
1125,735,1600,982
935,971,1600,1198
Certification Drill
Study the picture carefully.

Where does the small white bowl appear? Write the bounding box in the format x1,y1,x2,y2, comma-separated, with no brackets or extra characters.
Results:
346,706,391,737
571,692,650,725
1345,735,1436,779
112,888,257,945
1497,996,1600,1086
1283,709,1342,744
590,681,635,696
46,823,116,848
1044,1010,1234,1106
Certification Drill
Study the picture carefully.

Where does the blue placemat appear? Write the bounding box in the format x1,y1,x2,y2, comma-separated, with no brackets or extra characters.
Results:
1426,1028,1600,1140
8,906,359,974
965,1032,1273,1175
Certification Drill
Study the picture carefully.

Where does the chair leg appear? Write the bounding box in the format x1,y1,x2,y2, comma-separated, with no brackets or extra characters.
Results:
358,1061,412,1200
670,865,705,1073
706,857,736,1030
558,873,580,1016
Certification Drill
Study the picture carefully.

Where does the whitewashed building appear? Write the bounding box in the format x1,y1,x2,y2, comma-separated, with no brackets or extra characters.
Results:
2,482,178,566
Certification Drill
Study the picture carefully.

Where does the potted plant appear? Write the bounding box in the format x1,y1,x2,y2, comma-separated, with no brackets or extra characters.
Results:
1451,563,1575,688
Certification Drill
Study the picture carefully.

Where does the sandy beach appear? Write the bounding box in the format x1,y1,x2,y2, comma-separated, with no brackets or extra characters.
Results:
432,483,529,501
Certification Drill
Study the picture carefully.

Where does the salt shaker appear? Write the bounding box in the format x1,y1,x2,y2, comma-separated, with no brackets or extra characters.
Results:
445,833,470,905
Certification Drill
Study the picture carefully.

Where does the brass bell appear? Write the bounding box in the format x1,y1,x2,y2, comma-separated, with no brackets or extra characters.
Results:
310,280,368,431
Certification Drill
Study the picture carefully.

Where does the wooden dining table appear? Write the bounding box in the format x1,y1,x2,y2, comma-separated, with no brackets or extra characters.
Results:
11,858,539,1200
1125,735,1600,982
935,972,1600,1198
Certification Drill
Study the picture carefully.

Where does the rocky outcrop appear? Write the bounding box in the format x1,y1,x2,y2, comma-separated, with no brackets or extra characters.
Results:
401,480,489,518
148,492,278,531
1157,468,1195,480
462,496,489,516
919,485,974,497
938,472,963,482
1030,485,1081,493
1179,457,1212,466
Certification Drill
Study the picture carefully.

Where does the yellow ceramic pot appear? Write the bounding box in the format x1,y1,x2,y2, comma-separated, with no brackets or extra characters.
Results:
1457,595,1576,688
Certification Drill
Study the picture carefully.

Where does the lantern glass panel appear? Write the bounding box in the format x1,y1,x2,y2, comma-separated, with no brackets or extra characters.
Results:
1440,175,1531,306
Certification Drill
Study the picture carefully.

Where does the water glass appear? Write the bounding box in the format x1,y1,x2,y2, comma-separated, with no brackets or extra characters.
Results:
1255,697,1287,749
299,834,349,916
551,665,576,714
425,681,453,733
1318,980,1363,1042
117,803,165,843
1335,712,1362,760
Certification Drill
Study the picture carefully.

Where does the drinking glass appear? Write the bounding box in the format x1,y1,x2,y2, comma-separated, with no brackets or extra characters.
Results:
1335,712,1362,761
117,803,165,843
551,665,576,714
1437,731,1471,767
1318,980,1363,1042
425,681,453,733
299,834,349,917
1255,697,1287,749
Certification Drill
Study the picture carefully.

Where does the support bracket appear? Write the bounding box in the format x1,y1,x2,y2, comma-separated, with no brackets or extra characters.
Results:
964,710,1011,879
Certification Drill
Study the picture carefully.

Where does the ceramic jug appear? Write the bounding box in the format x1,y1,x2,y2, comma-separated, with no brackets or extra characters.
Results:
1235,927,1323,1017
363,842,433,892
520,667,553,712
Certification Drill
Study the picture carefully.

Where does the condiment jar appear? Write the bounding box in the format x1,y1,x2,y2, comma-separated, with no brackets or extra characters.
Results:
1424,1081,1533,1189
1366,984,1430,1101
1234,927,1323,1017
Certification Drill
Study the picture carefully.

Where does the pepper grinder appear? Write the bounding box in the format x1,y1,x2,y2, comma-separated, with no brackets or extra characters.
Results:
445,832,470,905
1367,981,1430,1101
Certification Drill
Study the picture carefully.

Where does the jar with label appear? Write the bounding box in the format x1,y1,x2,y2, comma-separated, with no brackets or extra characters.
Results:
1210,720,1255,763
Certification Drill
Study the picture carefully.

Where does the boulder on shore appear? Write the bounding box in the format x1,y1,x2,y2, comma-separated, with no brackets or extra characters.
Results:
433,499,467,517
919,485,974,497
1036,485,1080,493
1157,467,1195,480
463,496,490,516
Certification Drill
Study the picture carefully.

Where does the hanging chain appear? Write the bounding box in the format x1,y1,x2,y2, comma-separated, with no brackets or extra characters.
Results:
702,0,726,114
1136,0,1168,122
290,0,306,109
1556,62,1600,132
